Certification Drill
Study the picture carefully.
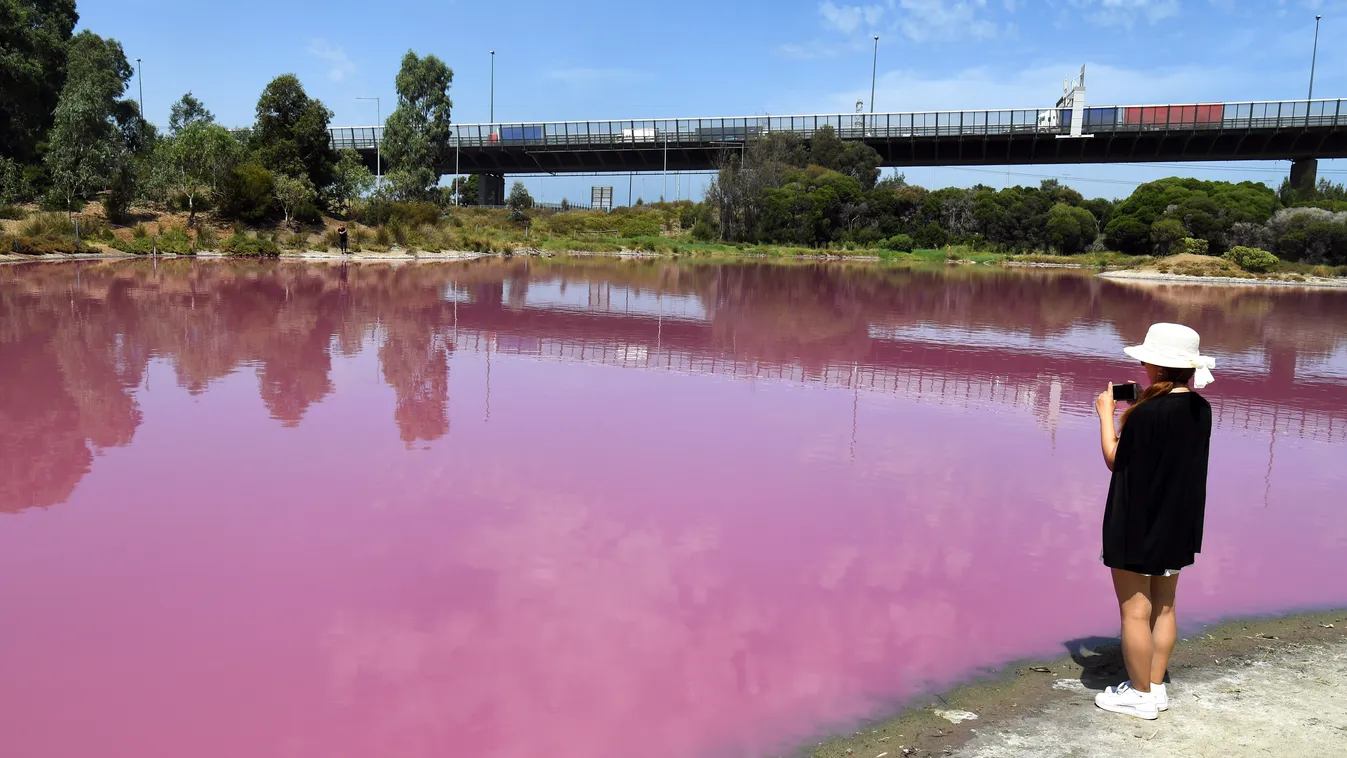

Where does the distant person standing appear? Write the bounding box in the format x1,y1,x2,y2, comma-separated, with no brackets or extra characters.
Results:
337,224,349,255
1093,323,1215,721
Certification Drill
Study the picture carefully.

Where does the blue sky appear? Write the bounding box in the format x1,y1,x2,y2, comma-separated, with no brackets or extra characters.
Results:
79,0,1346,203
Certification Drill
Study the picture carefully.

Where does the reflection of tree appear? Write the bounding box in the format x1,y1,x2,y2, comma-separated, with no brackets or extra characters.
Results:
380,327,451,445
3,259,1345,515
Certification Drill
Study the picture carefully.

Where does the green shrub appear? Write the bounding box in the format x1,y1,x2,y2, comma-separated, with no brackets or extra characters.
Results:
132,223,149,239
0,204,27,220
1174,237,1210,256
157,228,194,254
221,162,275,221
196,226,219,250
617,215,661,238
220,233,280,257
374,225,391,246
1223,245,1280,273
691,220,715,241
353,199,440,227
4,234,88,254
885,233,915,252
19,212,74,237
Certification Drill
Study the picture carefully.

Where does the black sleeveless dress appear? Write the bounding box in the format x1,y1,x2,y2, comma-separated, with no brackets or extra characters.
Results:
1102,392,1213,576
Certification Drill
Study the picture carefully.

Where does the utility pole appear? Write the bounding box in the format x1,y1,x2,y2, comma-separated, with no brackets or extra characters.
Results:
490,50,496,124
134,58,144,119
1308,15,1322,100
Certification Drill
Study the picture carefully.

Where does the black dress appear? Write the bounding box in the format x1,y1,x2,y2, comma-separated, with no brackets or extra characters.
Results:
1102,392,1212,576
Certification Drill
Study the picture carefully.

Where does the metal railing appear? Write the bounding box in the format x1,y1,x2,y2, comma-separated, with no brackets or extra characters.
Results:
329,99,1345,152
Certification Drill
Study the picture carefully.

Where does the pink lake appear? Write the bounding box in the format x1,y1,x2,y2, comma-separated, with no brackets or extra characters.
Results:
2,259,1346,758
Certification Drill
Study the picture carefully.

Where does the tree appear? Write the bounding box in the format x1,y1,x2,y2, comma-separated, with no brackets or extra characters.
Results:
154,122,241,225
221,161,274,220
251,74,336,196
1045,203,1098,254
273,173,315,228
382,50,454,200
450,174,479,206
43,30,133,217
168,92,214,136
808,125,881,189
506,180,533,221
0,0,78,163
1150,217,1187,255
330,148,374,213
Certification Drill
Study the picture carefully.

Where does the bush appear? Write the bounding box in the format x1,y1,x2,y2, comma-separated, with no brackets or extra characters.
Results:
374,225,391,246
157,228,194,254
220,233,280,257
132,223,149,238
691,220,715,241
885,233,915,252
19,212,74,237
352,199,440,227
196,225,219,250
913,222,948,249
3,234,88,254
0,204,27,220
1223,246,1280,273
221,162,275,220
1174,237,1210,256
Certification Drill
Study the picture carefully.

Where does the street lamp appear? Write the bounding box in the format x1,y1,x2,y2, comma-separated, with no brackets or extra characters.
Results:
356,96,381,190
490,50,496,125
134,58,144,119
1308,15,1322,101
870,35,879,115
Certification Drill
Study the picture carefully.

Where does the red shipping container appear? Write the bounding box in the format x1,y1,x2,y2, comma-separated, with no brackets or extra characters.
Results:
1124,104,1223,125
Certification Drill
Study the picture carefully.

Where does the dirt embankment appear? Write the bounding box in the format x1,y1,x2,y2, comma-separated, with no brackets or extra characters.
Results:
804,610,1346,758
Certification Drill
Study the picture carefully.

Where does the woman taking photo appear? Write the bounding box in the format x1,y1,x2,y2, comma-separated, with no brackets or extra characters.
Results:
1093,323,1215,720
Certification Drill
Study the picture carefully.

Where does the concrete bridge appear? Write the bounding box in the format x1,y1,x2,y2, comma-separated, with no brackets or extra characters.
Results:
330,98,1347,203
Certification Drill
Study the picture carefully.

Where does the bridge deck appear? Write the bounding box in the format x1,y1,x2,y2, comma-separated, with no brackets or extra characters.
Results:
330,98,1347,174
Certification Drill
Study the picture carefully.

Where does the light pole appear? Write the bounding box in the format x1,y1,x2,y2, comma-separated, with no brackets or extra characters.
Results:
454,129,461,205
357,96,381,190
134,58,144,119
490,50,495,125
1308,15,1322,101
870,35,879,115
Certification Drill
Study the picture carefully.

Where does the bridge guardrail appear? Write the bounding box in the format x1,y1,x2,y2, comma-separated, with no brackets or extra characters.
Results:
330,99,1345,152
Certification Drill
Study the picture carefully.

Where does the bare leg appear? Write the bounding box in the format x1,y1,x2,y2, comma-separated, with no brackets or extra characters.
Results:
1148,574,1180,685
1110,568,1153,693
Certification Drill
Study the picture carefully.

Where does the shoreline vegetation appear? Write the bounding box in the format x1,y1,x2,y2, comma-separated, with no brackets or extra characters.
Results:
5,204,1347,288
802,608,1346,758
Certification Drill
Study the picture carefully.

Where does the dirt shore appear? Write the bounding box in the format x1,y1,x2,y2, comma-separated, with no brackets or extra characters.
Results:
1101,269,1347,289
800,609,1346,758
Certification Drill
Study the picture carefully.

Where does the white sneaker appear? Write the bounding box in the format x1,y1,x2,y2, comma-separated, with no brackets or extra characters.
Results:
1095,681,1158,720
1152,682,1169,712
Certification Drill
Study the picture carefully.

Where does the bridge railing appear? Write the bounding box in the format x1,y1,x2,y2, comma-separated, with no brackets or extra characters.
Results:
330,99,1345,152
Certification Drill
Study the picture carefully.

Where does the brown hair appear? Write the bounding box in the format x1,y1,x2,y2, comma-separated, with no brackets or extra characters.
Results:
1121,365,1197,426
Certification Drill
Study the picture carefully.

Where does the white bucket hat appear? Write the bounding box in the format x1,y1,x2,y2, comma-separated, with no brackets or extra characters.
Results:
1123,323,1216,389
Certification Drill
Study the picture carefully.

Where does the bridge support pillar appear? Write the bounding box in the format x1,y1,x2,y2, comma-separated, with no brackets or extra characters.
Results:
479,173,505,206
1290,157,1318,194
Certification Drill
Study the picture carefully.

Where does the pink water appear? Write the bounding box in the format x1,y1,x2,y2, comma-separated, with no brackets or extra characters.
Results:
2,260,1346,758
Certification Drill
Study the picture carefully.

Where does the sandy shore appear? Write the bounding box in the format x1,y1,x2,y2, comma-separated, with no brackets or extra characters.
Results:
1100,269,1347,289
803,609,1346,758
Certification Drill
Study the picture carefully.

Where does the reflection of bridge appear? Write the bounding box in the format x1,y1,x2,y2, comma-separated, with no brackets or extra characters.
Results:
439,292,1347,446
330,99,1347,179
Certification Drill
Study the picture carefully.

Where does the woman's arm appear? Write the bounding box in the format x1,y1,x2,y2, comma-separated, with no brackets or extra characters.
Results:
1095,384,1119,472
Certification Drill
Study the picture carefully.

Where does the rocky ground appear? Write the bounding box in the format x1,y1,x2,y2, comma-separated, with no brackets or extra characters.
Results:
803,610,1346,758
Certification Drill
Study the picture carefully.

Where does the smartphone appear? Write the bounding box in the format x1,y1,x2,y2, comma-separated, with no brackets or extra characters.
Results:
1112,383,1141,402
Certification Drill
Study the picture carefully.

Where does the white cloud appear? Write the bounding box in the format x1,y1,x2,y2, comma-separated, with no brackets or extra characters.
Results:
892,0,1000,42
1070,0,1181,28
306,38,356,83
545,68,642,86
818,1,886,33
807,61,1245,115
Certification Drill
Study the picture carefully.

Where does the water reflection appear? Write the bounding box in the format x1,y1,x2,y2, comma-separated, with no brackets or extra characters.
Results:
1,259,1345,758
